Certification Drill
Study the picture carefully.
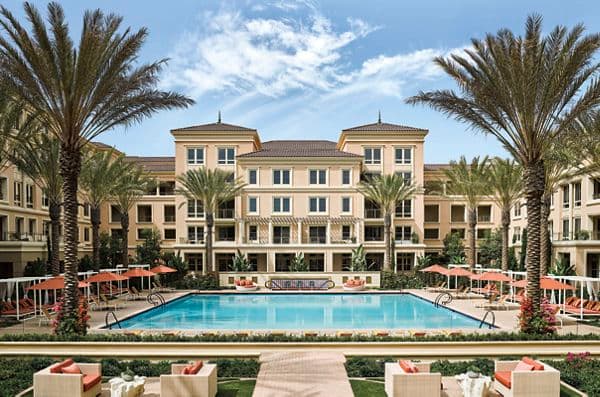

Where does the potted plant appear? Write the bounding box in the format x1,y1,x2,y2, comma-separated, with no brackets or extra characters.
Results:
466,365,481,378
121,367,135,382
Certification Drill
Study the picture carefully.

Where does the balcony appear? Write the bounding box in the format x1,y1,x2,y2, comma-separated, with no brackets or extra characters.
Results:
273,236,291,244
179,237,204,245
308,236,326,244
216,208,235,219
0,232,48,242
364,208,382,219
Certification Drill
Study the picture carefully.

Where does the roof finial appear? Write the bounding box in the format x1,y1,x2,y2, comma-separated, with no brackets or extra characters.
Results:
378,110,381,124
217,110,222,123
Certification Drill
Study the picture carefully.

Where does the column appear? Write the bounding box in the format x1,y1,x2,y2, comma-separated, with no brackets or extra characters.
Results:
238,220,244,244
267,251,276,272
325,251,334,272
268,220,273,244
326,220,331,245
297,221,302,244
355,220,361,243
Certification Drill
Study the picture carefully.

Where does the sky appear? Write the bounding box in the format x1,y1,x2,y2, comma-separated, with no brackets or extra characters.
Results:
3,0,599,163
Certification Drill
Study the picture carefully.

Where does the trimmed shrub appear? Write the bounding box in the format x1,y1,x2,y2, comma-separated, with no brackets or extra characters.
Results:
380,271,425,289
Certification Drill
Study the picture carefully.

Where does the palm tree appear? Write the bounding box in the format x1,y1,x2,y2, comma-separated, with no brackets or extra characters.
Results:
0,95,30,173
0,2,193,332
176,168,246,274
358,174,416,272
442,156,490,269
10,134,62,275
488,158,522,271
80,149,135,271
407,15,600,310
113,166,154,268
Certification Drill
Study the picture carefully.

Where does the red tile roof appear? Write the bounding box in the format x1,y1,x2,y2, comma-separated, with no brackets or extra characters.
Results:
238,140,362,158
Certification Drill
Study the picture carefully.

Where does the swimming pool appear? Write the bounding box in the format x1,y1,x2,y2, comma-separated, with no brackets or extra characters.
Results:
115,293,485,330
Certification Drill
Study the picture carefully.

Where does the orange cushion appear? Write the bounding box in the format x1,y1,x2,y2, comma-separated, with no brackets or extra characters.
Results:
398,360,418,373
514,361,534,372
184,361,203,375
61,363,82,374
50,359,74,374
521,356,544,371
82,374,101,392
182,367,190,375
495,371,512,389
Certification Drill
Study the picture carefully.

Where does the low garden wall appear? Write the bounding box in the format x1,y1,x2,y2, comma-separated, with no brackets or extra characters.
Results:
218,271,381,288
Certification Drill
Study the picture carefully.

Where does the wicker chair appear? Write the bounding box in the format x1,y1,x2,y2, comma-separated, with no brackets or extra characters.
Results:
494,359,560,397
160,362,217,397
384,361,441,397
33,359,102,397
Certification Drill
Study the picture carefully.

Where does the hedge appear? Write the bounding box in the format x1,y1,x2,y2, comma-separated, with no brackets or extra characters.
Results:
1,331,600,343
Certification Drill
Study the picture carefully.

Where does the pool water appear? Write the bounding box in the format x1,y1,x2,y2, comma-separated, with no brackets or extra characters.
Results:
116,293,484,330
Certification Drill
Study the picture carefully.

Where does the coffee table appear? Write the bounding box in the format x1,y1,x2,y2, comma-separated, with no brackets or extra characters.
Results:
108,375,146,397
455,373,493,397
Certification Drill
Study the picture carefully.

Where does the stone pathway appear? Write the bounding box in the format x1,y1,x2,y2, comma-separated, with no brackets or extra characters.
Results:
253,351,353,397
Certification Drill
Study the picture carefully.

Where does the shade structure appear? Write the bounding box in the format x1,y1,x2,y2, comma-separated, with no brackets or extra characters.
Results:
28,276,90,290
149,265,177,274
512,277,575,290
476,272,513,282
83,272,129,283
446,267,473,277
419,264,448,275
122,268,156,278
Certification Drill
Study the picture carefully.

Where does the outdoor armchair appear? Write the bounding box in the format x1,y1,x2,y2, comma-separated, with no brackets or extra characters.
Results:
384,361,441,397
494,357,560,397
33,358,102,397
160,361,217,397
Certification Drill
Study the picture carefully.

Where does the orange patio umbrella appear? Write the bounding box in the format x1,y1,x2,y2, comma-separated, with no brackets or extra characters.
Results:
28,276,90,290
446,267,473,289
83,272,129,283
122,268,156,291
420,264,448,275
149,265,177,274
511,277,574,290
476,272,513,282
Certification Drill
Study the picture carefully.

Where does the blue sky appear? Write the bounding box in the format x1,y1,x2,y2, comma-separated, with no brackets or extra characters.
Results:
4,0,598,162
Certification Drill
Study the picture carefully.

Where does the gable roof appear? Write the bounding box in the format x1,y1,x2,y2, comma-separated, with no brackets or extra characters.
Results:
124,156,175,173
171,121,256,132
238,140,362,159
342,121,426,132
424,163,451,171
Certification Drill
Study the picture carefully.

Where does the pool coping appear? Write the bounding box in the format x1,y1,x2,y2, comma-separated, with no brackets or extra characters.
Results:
99,290,497,332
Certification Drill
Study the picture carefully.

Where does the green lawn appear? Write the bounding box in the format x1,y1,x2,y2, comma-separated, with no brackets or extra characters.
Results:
217,380,256,397
350,379,386,396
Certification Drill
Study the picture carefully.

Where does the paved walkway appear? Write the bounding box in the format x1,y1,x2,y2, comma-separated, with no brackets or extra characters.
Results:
253,351,353,397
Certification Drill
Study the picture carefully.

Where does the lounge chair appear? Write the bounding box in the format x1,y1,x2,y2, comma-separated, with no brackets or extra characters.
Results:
154,280,175,292
426,281,447,292
494,357,560,397
160,361,217,397
475,293,499,308
385,361,441,397
561,297,600,317
33,358,102,397
131,286,147,299
481,294,517,311
39,307,56,327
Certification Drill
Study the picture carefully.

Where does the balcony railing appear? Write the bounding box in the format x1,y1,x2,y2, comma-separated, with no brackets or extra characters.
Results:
273,236,290,244
164,215,176,223
0,232,48,242
554,230,600,241
309,236,326,244
364,208,382,218
180,237,204,245
216,208,235,219
216,236,235,242
478,215,491,222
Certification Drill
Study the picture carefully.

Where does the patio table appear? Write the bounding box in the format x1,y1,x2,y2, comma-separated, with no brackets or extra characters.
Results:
455,373,493,397
109,375,146,397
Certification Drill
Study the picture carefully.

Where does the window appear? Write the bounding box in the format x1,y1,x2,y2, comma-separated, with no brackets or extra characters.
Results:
273,226,290,244
513,227,521,242
187,147,204,165
364,147,381,165
217,199,235,218
159,181,175,196
248,225,258,242
13,181,22,206
309,169,327,185
218,147,235,165
562,185,570,208
395,225,412,241
477,228,491,239
216,226,235,241
342,169,351,185
342,225,351,240
83,227,90,242
361,171,381,182
137,205,152,223
574,182,582,207
424,205,439,222
593,178,600,200
451,205,465,222
164,205,176,222
164,229,176,240
477,205,492,222
513,202,521,217
574,217,582,235
273,197,291,213
395,199,412,218
395,147,412,164
396,253,414,272
41,192,49,208
365,200,381,218
309,226,326,244
451,228,465,239
248,197,258,214
309,197,327,213
111,228,123,238
83,203,90,217
424,228,439,239
15,217,24,236
145,184,157,195
110,205,122,223
395,171,412,185
187,199,204,218
341,197,351,213
25,184,34,208
562,218,570,240
137,228,152,240
28,219,36,235
188,226,204,243
364,226,383,241
0,177,7,201
248,169,258,185
273,169,291,185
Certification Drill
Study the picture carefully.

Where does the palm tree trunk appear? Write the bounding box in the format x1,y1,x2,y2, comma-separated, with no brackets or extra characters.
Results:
49,202,61,276
540,194,551,275
58,145,81,332
205,212,214,275
90,205,101,271
524,162,545,310
383,212,392,271
468,208,477,269
501,208,510,272
121,213,129,268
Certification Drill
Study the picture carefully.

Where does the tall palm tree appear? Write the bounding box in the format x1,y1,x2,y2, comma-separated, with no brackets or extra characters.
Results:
176,168,246,275
80,149,135,271
113,166,154,268
0,94,29,173
488,158,522,271
10,134,62,275
0,2,193,332
443,156,490,269
407,15,600,310
358,174,416,272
